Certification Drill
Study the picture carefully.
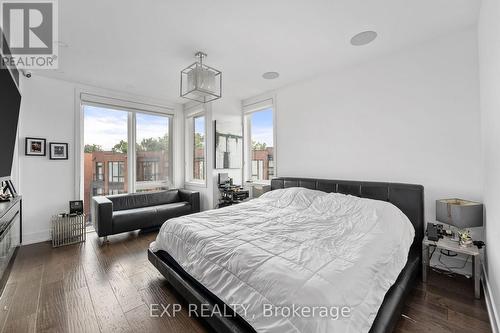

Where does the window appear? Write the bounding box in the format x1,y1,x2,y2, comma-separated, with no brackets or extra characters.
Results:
83,102,173,225
136,113,170,192
193,115,206,181
84,105,128,224
108,161,125,183
138,161,159,181
95,162,104,181
244,106,275,183
93,187,103,196
186,112,206,184
268,157,274,178
251,160,263,180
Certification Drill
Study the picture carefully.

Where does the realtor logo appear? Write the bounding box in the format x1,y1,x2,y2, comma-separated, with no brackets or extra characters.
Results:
0,0,58,69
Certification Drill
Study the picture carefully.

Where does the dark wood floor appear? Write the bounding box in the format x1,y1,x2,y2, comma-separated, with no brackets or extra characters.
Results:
0,231,492,333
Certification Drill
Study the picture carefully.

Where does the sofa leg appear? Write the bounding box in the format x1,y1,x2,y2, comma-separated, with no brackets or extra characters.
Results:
102,236,108,244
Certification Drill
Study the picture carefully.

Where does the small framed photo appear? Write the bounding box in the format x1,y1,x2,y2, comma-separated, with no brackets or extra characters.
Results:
25,137,46,156
69,200,83,215
49,142,69,160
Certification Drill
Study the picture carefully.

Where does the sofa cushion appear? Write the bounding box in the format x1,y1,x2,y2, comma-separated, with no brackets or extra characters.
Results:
112,206,157,233
147,190,180,206
111,201,192,234
109,190,180,211
109,193,150,211
153,202,192,225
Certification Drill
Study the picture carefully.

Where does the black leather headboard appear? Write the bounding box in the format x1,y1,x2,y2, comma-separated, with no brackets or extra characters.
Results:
271,177,424,253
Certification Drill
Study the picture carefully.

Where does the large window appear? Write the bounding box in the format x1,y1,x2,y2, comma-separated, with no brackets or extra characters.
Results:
245,107,274,183
136,113,171,192
193,115,206,181
83,103,173,224
186,112,206,184
84,105,129,219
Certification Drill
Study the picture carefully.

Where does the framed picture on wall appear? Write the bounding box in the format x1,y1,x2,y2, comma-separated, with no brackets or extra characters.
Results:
49,142,69,160
214,120,243,169
25,137,46,156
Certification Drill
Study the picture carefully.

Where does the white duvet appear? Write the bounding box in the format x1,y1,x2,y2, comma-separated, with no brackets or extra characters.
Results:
151,187,414,333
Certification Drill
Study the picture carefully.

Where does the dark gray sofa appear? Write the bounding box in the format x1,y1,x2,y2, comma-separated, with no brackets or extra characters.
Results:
92,189,200,238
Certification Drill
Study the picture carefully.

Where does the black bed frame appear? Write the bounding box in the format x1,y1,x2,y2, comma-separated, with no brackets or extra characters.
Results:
148,177,424,333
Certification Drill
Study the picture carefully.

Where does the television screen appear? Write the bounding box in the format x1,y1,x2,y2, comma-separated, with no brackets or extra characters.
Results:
0,67,21,181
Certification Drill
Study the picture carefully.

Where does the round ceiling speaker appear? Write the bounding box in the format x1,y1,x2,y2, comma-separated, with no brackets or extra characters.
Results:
350,31,378,46
262,72,280,80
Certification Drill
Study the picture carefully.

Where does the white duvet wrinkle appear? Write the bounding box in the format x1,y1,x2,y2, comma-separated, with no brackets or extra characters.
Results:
153,187,414,333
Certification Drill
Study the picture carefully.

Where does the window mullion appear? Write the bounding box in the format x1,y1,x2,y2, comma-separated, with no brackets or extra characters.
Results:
128,112,136,193
245,115,252,182
167,116,173,187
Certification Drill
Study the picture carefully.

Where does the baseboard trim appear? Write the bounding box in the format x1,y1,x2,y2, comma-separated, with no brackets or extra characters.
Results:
21,229,50,245
483,263,499,333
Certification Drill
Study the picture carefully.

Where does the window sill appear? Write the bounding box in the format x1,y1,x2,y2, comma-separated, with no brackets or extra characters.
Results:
246,181,271,186
185,180,207,188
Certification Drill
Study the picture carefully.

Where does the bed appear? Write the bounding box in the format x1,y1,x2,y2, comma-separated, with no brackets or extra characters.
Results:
148,177,424,333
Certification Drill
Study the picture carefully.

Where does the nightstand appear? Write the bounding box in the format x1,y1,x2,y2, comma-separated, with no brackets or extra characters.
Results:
422,236,481,299
217,185,249,208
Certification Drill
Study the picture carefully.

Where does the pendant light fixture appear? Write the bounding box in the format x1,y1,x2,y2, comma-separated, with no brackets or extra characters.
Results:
180,51,222,103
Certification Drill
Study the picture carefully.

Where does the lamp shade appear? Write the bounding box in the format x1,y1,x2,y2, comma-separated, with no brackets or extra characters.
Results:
436,198,483,228
180,52,222,103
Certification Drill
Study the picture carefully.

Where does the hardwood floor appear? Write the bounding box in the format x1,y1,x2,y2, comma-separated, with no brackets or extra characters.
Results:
395,270,492,333
0,231,492,333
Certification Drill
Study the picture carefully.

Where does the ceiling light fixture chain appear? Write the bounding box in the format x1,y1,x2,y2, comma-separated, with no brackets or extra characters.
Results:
195,51,207,66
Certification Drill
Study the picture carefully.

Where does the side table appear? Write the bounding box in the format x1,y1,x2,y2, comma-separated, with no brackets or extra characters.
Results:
422,236,481,299
51,214,86,247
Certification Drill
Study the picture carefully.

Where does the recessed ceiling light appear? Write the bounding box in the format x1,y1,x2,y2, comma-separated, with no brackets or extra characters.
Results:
350,31,377,46
262,72,279,80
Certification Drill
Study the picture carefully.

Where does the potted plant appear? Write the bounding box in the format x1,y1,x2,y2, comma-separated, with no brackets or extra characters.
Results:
458,229,473,247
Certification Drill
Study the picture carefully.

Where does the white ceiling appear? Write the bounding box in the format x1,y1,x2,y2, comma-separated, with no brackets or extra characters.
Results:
35,0,479,104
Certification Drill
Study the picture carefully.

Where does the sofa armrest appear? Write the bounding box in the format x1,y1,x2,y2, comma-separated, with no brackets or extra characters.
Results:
92,196,113,237
179,189,200,213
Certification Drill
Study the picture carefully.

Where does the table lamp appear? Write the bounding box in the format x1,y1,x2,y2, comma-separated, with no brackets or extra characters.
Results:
436,198,483,230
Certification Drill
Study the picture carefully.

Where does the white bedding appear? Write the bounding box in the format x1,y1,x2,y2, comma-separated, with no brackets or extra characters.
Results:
151,187,414,333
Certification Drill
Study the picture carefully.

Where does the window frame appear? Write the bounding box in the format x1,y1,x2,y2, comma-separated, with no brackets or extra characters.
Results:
108,161,125,183
139,160,160,181
243,98,277,185
78,93,175,200
95,162,104,181
134,110,173,192
185,109,207,186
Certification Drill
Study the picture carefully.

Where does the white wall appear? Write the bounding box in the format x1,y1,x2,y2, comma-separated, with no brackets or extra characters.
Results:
18,76,76,244
184,97,243,211
18,75,183,244
211,99,244,208
274,27,482,228
478,0,500,320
